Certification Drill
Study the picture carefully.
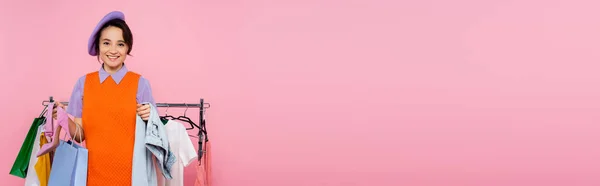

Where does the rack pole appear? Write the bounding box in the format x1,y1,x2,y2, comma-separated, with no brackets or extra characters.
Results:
199,98,203,160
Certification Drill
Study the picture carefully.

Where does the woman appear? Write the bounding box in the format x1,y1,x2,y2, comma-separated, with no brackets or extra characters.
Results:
53,11,155,185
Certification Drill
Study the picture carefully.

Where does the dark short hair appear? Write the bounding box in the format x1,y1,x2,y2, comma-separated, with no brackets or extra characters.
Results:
93,18,133,60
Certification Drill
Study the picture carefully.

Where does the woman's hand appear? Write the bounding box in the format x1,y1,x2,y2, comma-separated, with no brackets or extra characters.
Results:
52,102,66,120
137,104,151,121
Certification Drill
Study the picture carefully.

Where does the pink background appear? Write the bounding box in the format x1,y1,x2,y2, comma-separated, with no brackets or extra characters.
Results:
2,0,600,185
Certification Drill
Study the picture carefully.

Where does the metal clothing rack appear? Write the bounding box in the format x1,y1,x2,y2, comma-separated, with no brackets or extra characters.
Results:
42,96,210,160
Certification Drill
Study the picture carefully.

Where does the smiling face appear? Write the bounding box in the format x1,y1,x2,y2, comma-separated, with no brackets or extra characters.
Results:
99,26,128,70
93,18,133,73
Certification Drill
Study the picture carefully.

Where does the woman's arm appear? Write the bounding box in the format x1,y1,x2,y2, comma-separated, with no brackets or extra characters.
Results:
65,76,85,142
137,76,156,121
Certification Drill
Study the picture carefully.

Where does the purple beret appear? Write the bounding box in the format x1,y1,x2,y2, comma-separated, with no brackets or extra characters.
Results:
88,11,125,56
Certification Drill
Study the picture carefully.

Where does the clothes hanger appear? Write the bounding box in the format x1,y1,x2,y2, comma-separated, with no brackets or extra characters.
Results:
38,105,49,131
160,105,175,125
174,104,201,130
39,105,48,119
39,98,52,118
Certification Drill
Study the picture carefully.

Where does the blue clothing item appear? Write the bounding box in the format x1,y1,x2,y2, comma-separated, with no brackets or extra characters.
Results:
145,103,176,179
132,112,157,186
132,101,176,185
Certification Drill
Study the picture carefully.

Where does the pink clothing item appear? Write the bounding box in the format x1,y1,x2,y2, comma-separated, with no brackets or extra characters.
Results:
195,140,211,186
55,106,69,132
156,156,166,186
44,103,54,141
36,106,70,157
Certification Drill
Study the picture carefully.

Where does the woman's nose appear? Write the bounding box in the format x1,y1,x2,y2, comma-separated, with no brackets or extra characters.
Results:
108,46,118,53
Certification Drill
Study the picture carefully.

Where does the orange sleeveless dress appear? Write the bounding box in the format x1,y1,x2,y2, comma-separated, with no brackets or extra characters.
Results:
82,71,140,186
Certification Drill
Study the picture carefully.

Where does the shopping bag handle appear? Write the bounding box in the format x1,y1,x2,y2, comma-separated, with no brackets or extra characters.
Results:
62,121,83,146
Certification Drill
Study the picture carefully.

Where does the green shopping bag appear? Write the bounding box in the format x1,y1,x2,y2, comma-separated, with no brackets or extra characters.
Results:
9,117,45,178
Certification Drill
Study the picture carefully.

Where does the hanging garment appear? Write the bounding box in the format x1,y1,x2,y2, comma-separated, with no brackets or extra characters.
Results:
162,120,198,186
9,117,44,178
155,156,165,186
144,103,176,179
35,132,52,186
195,136,211,186
81,71,140,186
43,103,54,141
132,113,158,186
37,106,69,157
132,102,176,185
24,125,43,185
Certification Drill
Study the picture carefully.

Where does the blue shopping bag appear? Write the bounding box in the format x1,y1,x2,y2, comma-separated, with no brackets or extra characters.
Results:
70,140,88,186
47,124,87,186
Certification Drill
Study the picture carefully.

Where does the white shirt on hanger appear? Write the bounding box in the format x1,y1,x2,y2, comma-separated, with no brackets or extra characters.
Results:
157,120,198,186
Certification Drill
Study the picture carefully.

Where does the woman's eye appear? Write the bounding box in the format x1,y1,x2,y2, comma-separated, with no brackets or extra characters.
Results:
118,43,125,47
103,42,109,45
